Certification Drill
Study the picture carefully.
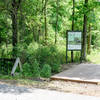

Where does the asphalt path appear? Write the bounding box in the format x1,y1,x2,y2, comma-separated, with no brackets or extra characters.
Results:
0,84,100,100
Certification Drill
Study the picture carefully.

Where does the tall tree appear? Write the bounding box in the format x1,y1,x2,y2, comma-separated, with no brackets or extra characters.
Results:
71,0,75,62
55,0,59,44
44,0,47,42
87,24,91,54
82,0,88,60
72,0,75,31
10,0,22,57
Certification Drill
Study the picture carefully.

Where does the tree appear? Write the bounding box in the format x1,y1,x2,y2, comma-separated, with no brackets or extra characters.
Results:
82,0,88,60
0,0,100,63
55,0,59,44
87,24,91,54
44,0,48,42
10,0,22,57
71,0,75,62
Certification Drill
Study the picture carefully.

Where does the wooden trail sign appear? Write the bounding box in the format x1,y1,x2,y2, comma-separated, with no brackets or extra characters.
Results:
67,31,82,50
11,57,22,76
66,31,82,63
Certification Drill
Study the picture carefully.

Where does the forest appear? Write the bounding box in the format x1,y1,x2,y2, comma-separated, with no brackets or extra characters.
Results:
0,0,100,78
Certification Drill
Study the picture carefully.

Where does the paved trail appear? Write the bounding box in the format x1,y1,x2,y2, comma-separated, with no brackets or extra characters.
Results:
52,64,100,84
0,83,100,100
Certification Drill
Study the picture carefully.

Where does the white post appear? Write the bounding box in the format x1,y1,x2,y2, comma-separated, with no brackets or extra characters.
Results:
11,57,22,76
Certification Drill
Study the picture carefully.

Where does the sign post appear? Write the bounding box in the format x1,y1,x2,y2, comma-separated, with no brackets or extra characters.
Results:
66,31,82,63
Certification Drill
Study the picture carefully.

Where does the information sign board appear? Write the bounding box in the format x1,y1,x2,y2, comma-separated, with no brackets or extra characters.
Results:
67,31,82,50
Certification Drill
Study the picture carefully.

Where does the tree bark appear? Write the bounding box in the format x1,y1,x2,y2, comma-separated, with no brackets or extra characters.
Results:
38,26,40,43
87,24,91,54
33,27,36,42
82,0,88,60
11,0,18,57
44,0,47,42
72,0,75,31
11,0,21,57
55,0,59,44
71,0,75,62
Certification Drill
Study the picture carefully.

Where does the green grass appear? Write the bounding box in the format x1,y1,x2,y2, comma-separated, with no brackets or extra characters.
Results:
0,74,24,80
87,49,100,64
0,74,46,87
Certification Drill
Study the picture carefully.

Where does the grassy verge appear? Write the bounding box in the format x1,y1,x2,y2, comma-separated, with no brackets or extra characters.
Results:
0,75,50,88
87,48,100,64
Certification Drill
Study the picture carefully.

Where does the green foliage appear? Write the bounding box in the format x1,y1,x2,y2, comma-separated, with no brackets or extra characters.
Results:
22,63,32,77
0,0,100,78
16,42,64,78
87,48,100,64
91,30,100,48
0,60,13,75
40,64,51,78
21,41,82,78
32,59,40,78
51,63,61,73
22,59,40,78
36,45,62,72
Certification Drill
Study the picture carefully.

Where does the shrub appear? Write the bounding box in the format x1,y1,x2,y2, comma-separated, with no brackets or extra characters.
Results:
31,59,40,78
35,45,62,73
22,59,40,78
40,64,51,78
51,63,61,73
19,43,65,78
22,63,33,77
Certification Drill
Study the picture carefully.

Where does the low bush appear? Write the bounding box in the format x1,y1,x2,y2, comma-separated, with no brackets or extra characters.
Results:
32,59,40,78
40,64,51,78
22,59,40,78
21,43,63,78
51,63,61,73
22,63,33,77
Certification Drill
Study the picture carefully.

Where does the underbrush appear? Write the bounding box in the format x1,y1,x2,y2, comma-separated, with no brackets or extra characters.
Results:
0,40,82,78
17,43,64,78
87,48,100,64
16,42,82,78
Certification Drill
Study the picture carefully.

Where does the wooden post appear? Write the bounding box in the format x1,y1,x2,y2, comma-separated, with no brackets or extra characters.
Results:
71,51,73,62
80,49,82,63
66,31,68,63
11,57,22,76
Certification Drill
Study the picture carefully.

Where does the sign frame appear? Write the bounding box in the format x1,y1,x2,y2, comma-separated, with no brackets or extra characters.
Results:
66,30,82,63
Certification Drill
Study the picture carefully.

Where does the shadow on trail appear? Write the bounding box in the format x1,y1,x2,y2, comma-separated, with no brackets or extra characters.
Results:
0,84,32,94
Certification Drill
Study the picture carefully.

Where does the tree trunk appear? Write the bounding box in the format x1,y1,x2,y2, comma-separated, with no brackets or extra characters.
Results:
71,0,75,62
11,0,21,57
38,26,40,43
55,0,59,44
87,24,91,54
11,0,18,57
44,0,47,42
33,27,36,42
19,4,25,42
72,0,75,31
82,0,88,60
